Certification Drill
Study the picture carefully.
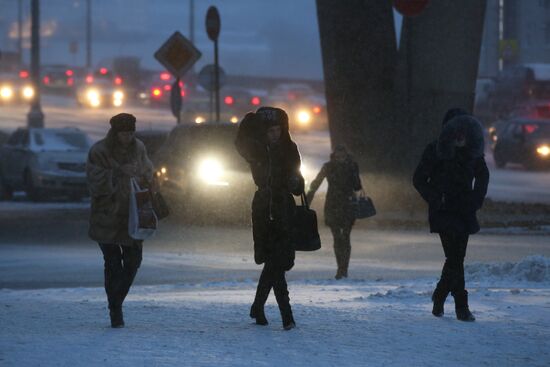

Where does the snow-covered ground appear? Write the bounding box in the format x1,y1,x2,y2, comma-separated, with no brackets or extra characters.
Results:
1,256,549,367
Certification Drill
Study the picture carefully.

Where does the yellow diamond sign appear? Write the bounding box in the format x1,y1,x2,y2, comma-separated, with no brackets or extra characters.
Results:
154,31,202,78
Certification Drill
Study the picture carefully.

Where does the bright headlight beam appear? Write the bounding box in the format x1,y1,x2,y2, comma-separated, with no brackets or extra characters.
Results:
22,86,34,99
198,158,228,186
0,86,14,99
297,110,311,125
536,145,550,157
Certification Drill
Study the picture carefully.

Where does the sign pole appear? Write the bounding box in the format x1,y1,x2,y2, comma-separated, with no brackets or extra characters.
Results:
214,39,220,122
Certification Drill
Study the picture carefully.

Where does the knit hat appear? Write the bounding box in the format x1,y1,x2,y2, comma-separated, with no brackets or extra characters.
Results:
256,107,288,128
109,113,136,132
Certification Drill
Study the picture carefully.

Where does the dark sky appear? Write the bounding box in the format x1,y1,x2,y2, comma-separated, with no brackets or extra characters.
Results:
0,0,401,79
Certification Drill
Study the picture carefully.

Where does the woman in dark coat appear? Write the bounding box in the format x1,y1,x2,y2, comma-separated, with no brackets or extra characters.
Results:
306,145,362,279
235,107,304,330
413,108,489,322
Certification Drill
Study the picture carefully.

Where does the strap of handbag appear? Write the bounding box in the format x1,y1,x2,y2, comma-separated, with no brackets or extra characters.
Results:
300,191,310,209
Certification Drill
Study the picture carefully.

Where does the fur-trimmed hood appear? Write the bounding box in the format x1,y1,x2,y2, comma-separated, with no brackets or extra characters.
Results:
437,114,485,160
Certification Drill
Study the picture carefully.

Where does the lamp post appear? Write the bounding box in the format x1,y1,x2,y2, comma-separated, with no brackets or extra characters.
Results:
27,0,44,128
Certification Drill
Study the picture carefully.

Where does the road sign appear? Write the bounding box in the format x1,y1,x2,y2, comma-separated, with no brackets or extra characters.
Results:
393,0,429,17
170,78,183,122
206,6,221,41
154,31,202,78
198,64,226,92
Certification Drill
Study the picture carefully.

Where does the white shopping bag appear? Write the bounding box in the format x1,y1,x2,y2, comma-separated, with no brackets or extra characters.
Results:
128,177,158,240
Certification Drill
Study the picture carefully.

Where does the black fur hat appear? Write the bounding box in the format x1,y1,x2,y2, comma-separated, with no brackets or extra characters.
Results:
109,113,136,132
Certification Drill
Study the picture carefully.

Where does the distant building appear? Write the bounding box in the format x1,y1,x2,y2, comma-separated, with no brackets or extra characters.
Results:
479,0,550,78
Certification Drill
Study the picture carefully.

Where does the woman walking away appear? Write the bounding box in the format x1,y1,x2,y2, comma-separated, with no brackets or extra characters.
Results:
86,113,154,328
306,145,363,279
413,108,489,322
235,107,304,330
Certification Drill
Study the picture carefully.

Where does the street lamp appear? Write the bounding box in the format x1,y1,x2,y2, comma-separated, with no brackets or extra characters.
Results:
27,0,44,128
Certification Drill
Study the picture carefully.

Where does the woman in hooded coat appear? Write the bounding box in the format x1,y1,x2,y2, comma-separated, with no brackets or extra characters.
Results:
413,108,489,322
306,145,362,279
235,107,304,330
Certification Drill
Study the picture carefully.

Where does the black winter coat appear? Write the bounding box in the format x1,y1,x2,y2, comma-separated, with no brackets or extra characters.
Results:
235,113,304,271
413,115,490,235
307,157,362,227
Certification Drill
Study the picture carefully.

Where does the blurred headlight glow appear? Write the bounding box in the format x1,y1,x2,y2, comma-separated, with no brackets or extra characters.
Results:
1,86,14,100
198,158,228,186
230,116,239,124
22,86,34,99
113,91,124,100
86,89,101,107
195,116,205,124
297,110,311,125
536,145,550,157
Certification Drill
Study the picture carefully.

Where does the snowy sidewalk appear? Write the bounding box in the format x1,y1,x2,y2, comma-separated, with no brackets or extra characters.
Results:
1,257,549,367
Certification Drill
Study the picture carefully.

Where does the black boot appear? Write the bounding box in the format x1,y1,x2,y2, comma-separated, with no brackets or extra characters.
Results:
250,303,268,325
109,307,124,328
453,290,475,322
281,307,296,331
431,288,449,317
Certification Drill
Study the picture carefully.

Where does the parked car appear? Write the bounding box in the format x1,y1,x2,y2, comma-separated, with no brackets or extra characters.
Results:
492,119,550,170
152,122,254,222
0,128,91,201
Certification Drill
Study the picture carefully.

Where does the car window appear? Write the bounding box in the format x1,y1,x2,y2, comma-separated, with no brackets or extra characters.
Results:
33,131,90,151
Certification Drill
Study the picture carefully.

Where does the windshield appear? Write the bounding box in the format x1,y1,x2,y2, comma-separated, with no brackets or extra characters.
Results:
33,131,90,151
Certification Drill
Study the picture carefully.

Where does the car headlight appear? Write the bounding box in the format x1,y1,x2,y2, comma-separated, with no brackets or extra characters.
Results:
536,145,550,157
0,86,14,100
197,158,228,186
22,86,35,100
297,110,311,125
195,116,206,124
86,89,101,107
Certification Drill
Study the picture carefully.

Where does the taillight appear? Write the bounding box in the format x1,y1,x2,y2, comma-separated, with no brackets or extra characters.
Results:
65,69,74,77
164,85,171,91
67,78,74,86
160,72,171,81
224,96,234,105
85,75,94,84
251,96,261,106
312,106,322,114
43,76,50,85
99,67,108,75
19,70,29,79
114,77,123,85
523,124,539,134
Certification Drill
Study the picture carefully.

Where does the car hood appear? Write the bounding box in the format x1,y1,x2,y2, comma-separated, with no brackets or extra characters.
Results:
32,150,88,163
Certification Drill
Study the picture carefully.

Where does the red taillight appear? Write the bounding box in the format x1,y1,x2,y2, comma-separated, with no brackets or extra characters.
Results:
43,76,50,85
523,124,539,134
160,72,171,81
181,89,185,97
164,85,171,91
152,88,162,98
114,77,123,85
65,69,73,77
313,106,322,114
85,75,94,84
251,96,261,106
19,70,29,79
67,78,74,86
224,96,234,105
99,67,108,75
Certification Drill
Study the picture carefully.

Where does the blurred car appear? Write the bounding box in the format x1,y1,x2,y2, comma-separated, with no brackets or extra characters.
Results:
42,65,78,93
267,83,327,130
0,71,35,105
152,122,254,221
135,130,169,158
0,128,91,201
138,71,186,107
75,67,125,108
492,119,550,170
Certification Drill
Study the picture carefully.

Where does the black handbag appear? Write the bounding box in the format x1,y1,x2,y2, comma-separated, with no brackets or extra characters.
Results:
351,192,376,219
292,192,321,252
152,191,170,220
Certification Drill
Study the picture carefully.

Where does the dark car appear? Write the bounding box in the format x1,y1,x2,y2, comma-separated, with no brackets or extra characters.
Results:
492,119,550,170
135,129,169,159
153,122,254,222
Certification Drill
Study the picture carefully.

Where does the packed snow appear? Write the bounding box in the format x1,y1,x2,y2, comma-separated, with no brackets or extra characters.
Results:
1,256,549,367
